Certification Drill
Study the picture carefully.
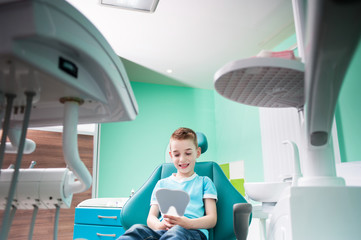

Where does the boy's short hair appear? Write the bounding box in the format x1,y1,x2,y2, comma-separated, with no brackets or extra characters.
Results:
170,127,198,149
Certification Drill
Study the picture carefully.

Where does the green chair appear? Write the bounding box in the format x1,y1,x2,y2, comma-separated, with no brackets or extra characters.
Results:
120,161,252,239
120,132,252,239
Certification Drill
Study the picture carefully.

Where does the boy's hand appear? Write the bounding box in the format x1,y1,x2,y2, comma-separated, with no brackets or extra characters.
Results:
154,220,168,230
163,215,190,230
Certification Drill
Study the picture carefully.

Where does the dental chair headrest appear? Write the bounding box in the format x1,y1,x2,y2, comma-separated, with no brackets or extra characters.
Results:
196,132,208,154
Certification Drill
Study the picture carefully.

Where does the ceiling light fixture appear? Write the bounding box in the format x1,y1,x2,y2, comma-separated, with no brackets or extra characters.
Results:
166,69,173,74
100,0,159,13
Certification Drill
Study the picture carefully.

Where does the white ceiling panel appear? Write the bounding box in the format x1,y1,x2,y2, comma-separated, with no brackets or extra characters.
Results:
67,0,295,89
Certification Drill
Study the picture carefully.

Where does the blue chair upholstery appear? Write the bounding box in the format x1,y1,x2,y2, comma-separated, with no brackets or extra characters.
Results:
120,161,251,240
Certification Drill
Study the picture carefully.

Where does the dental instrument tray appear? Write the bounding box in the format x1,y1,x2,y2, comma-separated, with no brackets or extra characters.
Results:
214,57,304,109
0,0,138,127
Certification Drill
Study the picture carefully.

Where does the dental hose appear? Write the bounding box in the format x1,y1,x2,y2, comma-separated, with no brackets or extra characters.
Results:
8,205,17,231
28,205,39,240
0,94,16,173
53,204,60,240
0,92,35,240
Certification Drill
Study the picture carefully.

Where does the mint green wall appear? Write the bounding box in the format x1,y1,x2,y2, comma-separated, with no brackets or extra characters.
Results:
98,82,217,197
213,93,263,182
98,81,264,197
98,56,268,197
335,39,361,162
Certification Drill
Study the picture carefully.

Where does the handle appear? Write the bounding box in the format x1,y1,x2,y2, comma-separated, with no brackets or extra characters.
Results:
96,233,116,237
97,215,118,219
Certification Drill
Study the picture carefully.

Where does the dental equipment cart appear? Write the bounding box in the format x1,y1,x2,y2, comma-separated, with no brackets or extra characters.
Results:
0,0,138,238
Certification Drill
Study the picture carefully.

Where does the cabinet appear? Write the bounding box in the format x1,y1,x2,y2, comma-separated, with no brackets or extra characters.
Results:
73,207,125,239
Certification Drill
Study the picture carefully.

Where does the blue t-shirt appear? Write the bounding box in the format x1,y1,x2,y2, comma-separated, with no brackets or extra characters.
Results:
151,173,217,239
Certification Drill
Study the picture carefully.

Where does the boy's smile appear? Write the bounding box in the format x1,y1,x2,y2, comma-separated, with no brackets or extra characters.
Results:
169,139,201,178
179,163,190,169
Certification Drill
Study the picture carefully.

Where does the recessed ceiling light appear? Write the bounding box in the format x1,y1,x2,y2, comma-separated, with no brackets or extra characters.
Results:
166,69,173,74
101,0,159,13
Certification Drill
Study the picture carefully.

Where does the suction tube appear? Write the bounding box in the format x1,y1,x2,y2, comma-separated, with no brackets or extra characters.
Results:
28,205,39,240
5,128,36,154
62,100,92,197
53,204,60,240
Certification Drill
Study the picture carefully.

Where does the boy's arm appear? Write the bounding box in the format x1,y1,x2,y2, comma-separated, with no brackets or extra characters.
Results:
163,198,217,230
147,204,167,230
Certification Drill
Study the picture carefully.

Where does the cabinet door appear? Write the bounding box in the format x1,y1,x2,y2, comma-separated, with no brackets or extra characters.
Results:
75,208,122,226
74,224,125,239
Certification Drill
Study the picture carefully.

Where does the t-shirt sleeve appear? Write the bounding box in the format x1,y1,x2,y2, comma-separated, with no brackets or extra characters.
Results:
150,180,161,205
203,176,217,201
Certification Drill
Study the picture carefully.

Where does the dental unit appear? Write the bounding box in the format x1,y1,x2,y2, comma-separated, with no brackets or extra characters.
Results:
0,0,138,239
215,0,361,239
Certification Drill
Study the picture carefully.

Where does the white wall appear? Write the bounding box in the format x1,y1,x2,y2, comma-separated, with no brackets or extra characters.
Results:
259,107,301,182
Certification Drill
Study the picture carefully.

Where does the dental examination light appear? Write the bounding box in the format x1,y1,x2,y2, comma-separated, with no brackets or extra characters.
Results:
0,0,138,239
214,57,305,110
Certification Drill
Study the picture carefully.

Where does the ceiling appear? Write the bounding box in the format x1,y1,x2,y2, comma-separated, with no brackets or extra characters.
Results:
66,0,295,90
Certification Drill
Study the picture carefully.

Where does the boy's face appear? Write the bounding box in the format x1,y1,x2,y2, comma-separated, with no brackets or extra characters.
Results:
169,139,201,178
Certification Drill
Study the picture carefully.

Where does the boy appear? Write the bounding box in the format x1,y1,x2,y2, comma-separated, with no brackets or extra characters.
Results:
118,127,217,240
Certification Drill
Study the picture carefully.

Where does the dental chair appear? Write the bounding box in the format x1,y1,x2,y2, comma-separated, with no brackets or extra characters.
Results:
120,133,252,240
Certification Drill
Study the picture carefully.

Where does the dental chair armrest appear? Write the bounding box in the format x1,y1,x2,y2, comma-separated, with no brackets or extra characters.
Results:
233,203,252,240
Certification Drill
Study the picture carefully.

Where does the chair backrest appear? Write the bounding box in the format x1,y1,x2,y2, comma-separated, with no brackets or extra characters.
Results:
120,161,250,240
